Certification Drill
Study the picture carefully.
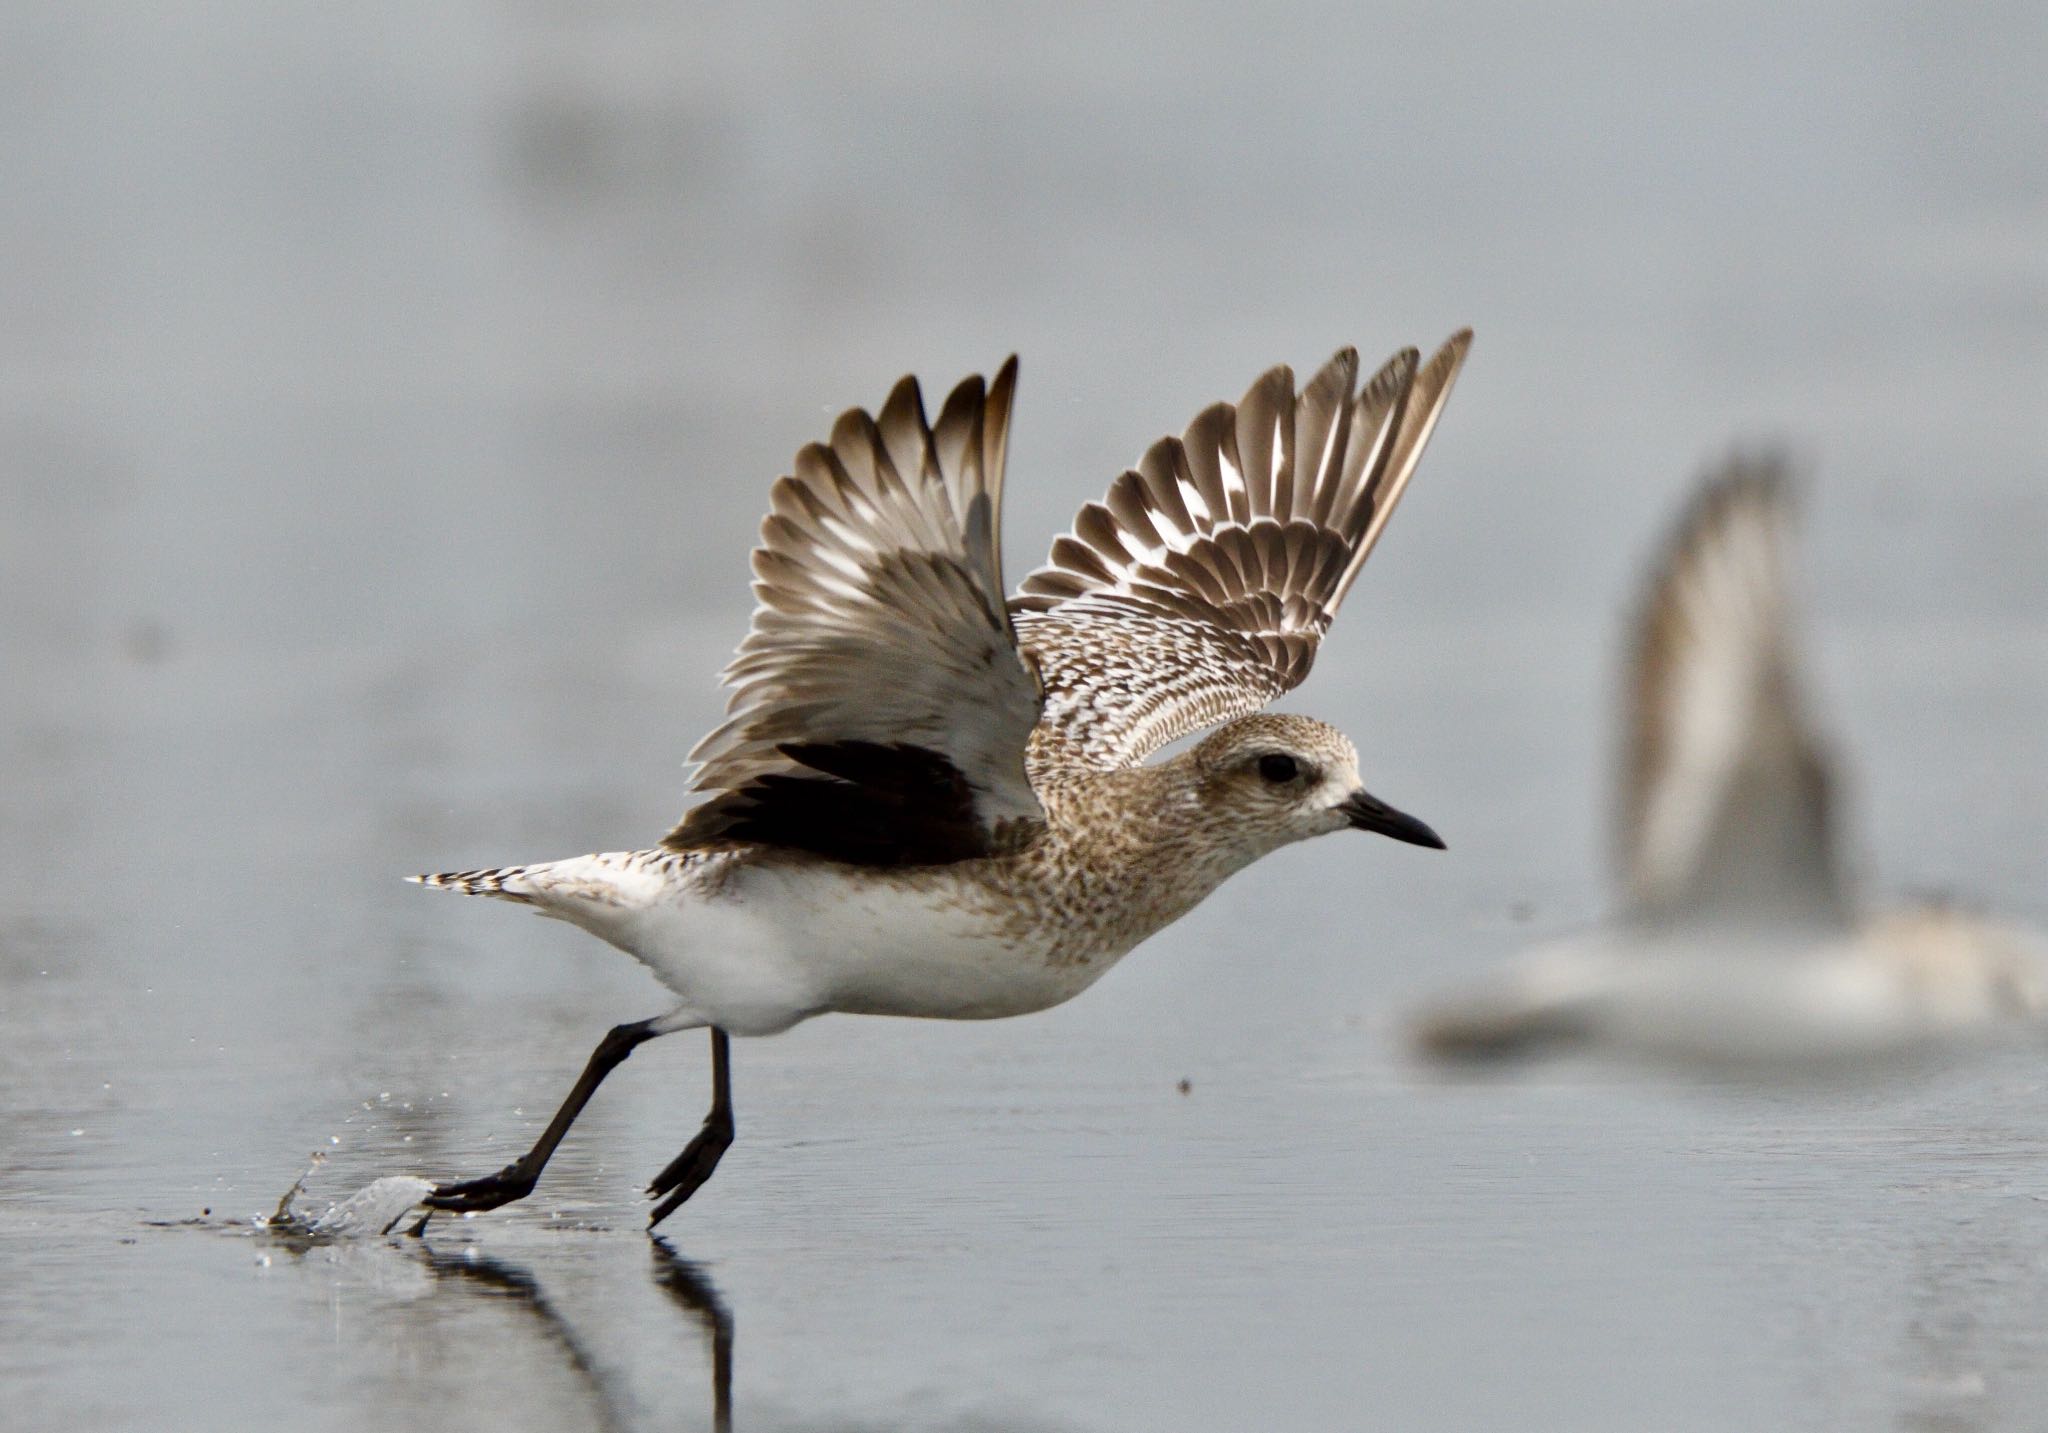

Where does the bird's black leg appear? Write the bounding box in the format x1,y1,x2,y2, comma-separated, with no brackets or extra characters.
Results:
427,1017,664,1214
646,1028,734,1228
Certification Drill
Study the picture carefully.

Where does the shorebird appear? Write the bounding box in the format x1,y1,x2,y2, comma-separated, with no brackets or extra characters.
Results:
415,335,1471,1225
1410,459,2048,1075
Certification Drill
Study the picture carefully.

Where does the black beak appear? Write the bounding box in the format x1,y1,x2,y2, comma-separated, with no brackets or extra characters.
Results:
1339,789,1446,850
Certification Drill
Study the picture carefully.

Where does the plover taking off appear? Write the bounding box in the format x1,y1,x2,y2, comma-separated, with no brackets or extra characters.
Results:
1411,459,2047,1075
414,334,1471,1225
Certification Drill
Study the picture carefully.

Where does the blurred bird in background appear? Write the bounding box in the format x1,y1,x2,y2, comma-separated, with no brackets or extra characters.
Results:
1410,458,2048,1076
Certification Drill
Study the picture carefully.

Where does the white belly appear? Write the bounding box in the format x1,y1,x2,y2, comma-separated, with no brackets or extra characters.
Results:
1534,930,2020,1071
555,856,1117,1036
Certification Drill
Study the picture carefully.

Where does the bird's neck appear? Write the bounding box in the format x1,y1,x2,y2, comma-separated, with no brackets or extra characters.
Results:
1036,764,1273,936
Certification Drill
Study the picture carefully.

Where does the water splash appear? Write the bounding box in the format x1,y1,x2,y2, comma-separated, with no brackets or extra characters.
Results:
267,1153,433,1237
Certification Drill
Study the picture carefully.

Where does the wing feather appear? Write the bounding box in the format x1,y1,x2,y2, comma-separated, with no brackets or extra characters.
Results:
1011,334,1471,771
667,360,1044,864
1618,457,1848,925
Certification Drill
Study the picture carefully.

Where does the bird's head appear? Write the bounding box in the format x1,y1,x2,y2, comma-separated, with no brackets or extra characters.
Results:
1185,713,1444,856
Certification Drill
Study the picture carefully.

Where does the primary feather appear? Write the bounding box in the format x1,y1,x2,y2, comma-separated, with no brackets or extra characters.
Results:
1619,457,1848,926
666,360,1045,864
1011,333,1470,772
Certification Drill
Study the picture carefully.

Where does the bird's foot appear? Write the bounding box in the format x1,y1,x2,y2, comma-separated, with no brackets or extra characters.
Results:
646,1117,734,1228
424,1162,538,1213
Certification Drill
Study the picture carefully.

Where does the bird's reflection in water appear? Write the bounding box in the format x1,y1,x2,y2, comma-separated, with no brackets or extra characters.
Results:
413,1237,732,1433
650,1237,735,1433
389,1231,1063,1432
413,1242,636,1433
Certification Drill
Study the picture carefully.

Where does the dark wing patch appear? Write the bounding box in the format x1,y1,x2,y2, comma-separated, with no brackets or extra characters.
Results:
681,741,1014,867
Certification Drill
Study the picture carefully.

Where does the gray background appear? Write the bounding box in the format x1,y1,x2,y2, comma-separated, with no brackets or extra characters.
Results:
3,3,2045,1430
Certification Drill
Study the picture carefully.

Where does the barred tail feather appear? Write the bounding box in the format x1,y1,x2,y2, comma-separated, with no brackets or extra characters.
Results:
409,866,541,904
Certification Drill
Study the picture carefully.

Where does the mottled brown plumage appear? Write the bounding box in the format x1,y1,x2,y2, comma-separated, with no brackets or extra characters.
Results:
659,334,1470,866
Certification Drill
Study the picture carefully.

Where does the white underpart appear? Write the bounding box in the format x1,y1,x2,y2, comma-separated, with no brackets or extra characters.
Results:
496,853,1109,1037
1477,926,2040,1074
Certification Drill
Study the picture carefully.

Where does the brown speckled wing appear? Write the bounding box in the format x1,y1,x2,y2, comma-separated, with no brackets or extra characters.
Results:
1011,334,1470,771
1618,457,1848,925
667,360,1046,862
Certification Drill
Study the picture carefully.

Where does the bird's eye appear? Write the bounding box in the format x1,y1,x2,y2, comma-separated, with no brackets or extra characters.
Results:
1256,753,1299,784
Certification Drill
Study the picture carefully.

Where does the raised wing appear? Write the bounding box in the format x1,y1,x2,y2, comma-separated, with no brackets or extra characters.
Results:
665,360,1045,865
1010,334,1470,771
1618,458,1849,927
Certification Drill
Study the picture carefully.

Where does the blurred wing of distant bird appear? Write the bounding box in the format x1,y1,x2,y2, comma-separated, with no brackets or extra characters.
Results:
1009,333,1471,772
1618,458,1849,927
665,360,1046,867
